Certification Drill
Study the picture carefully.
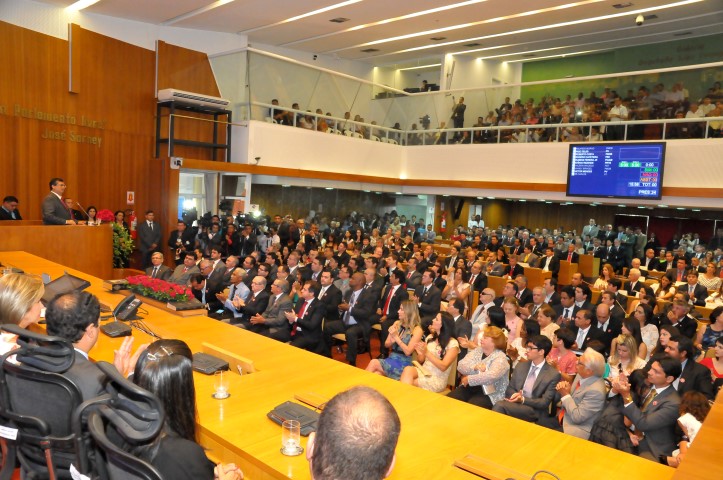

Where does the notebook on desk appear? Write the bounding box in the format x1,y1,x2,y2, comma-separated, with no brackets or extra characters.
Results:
267,401,319,436
192,352,229,375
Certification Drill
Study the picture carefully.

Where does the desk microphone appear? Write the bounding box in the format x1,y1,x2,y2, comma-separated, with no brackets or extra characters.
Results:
76,202,90,220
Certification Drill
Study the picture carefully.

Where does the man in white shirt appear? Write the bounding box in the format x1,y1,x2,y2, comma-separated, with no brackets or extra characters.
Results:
607,97,628,140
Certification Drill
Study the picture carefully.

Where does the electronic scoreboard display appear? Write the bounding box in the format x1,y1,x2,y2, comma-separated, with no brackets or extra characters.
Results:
566,142,666,200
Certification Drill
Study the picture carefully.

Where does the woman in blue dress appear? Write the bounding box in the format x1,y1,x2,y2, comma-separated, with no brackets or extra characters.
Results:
366,300,424,380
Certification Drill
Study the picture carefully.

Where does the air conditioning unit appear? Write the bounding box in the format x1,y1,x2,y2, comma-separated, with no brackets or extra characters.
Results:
157,88,230,109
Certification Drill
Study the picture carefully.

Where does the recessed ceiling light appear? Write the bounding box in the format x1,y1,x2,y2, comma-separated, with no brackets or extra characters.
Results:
545,201,553,204
398,63,441,71
330,17,351,23
430,37,447,41
476,196,484,199
692,209,701,212
618,204,627,207
676,207,685,210
658,204,669,208
325,187,335,190
519,199,527,202
638,206,646,209
487,197,495,200
442,195,449,197
66,0,101,10
363,190,370,193
282,184,291,188
361,48,380,53
395,192,403,195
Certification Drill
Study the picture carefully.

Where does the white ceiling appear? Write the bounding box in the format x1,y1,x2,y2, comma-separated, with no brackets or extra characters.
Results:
43,0,723,65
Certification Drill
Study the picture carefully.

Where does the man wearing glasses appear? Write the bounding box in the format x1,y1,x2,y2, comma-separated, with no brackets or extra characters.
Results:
493,335,561,423
555,348,607,439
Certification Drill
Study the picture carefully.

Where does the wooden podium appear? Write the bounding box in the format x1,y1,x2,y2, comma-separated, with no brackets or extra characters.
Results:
578,254,600,279
523,267,551,289
559,260,578,285
0,224,113,279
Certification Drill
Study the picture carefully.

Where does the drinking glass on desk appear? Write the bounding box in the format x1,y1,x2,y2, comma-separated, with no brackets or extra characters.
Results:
213,370,230,399
281,419,303,456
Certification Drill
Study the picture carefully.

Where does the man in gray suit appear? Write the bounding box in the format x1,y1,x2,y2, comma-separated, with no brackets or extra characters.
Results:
493,335,561,423
520,245,539,268
41,177,76,225
136,210,162,268
614,357,682,461
44,290,105,401
145,252,172,281
169,251,201,286
247,278,293,342
556,348,607,440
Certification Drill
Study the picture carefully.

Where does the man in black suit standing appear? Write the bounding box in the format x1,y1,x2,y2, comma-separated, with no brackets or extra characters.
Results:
665,335,715,401
0,196,22,220
493,335,561,423
677,269,708,306
377,270,409,358
167,220,195,265
286,280,326,353
415,269,442,332
137,210,162,268
145,252,172,281
42,177,75,225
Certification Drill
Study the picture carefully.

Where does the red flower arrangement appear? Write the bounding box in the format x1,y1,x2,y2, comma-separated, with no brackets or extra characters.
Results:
97,209,116,222
126,275,193,302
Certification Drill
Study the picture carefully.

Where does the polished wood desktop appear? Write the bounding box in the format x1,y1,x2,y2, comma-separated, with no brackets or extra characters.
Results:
2,251,681,480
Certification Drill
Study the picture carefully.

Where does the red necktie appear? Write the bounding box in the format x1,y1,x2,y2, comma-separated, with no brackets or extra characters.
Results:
407,271,412,279
291,301,308,337
567,253,572,262
677,270,683,282
383,287,395,315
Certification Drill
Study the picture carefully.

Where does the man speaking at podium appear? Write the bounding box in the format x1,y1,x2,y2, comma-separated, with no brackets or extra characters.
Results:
42,177,76,225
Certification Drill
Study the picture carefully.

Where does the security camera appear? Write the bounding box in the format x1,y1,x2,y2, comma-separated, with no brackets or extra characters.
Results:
635,14,644,26
313,54,318,60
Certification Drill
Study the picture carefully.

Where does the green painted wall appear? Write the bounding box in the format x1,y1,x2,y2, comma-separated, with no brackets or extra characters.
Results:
520,34,723,103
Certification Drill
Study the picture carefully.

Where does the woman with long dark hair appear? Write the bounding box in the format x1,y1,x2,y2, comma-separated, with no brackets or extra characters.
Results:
400,312,459,392
133,340,242,480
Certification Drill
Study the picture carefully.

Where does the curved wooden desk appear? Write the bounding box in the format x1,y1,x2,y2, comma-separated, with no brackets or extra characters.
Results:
2,251,680,480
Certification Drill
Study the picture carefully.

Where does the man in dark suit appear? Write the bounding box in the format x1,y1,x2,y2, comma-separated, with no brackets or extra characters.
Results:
286,280,326,353
659,299,698,340
317,270,342,322
42,177,75,225
229,274,269,326
136,210,162,268
543,278,560,306
641,248,660,272
593,303,622,356
665,335,715,400
599,291,626,323
404,257,422,290
190,273,223,313
444,246,460,270
467,261,487,293
571,309,602,351
0,195,22,220
614,357,682,461
539,247,560,279
414,269,442,332
560,244,579,264
323,273,377,365
573,285,594,314
493,335,561,422
167,220,195,265
514,275,533,307
677,269,708,306
553,286,576,326
624,268,653,296
605,278,629,312
666,258,688,284
249,279,294,341
334,242,351,267
145,252,172,281
377,270,409,358
45,290,105,400
503,255,524,279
